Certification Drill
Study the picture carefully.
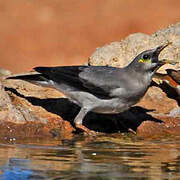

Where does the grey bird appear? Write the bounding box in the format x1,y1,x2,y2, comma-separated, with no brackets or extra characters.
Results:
7,43,171,135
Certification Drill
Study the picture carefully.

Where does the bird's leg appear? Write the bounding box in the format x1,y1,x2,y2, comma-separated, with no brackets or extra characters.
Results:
74,107,96,136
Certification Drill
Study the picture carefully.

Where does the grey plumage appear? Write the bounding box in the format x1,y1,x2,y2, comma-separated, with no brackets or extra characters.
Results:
7,43,170,135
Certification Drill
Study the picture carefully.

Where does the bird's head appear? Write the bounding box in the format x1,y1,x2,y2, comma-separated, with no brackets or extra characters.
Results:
128,42,171,74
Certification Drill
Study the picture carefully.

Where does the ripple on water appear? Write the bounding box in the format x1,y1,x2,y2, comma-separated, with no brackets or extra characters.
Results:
0,135,179,179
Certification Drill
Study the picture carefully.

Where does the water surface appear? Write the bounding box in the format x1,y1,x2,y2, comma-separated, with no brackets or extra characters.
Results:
0,134,179,180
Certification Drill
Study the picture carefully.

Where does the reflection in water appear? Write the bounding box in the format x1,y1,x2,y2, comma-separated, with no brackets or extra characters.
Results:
0,135,179,180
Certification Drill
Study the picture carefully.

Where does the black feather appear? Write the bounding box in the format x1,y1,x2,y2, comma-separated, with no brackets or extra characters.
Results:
33,66,121,99
8,66,126,99
6,74,45,81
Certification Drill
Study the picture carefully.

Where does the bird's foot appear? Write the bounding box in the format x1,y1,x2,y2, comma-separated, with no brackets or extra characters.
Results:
75,124,97,136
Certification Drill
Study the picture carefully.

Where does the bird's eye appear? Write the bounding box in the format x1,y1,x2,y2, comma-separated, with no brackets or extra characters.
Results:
143,54,150,60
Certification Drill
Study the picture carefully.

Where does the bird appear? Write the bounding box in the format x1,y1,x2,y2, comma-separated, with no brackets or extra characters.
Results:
7,43,171,135
155,69,180,96
166,69,180,95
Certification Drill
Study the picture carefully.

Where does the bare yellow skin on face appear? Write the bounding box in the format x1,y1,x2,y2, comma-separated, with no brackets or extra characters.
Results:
138,59,151,63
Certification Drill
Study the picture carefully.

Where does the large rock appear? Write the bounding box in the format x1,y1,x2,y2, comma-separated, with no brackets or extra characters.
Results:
89,22,180,73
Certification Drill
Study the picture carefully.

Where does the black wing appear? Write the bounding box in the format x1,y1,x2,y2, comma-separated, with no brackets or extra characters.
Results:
34,66,126,98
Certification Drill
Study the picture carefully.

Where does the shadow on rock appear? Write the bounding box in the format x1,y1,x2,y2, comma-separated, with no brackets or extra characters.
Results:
5,87,162,133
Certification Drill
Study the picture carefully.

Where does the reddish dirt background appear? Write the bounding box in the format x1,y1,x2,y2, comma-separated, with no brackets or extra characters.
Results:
0,0,179,73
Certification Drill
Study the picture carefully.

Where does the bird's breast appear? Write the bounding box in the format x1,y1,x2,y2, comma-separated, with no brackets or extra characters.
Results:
92,98,135,114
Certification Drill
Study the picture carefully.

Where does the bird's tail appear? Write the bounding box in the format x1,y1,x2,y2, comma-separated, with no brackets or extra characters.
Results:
6,73,52,87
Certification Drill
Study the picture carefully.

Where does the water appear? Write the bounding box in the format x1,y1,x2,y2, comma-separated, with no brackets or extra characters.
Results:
0,134,179,180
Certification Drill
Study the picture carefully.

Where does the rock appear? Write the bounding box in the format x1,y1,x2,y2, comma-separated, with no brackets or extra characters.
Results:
137,115,180,138
0,76,74,140
0,81,25,123
136,86,178,114
88,33,151,67
89,22,180,73
0,68,11,76
168,107,180,117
